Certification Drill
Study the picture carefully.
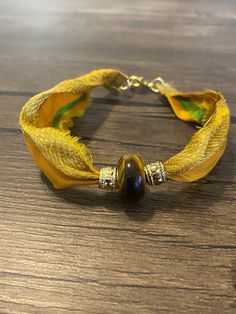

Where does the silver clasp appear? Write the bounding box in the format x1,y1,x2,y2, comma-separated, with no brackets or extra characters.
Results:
119,75,165,94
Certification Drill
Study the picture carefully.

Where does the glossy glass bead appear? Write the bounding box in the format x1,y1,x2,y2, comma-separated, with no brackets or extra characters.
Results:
117,154,146,202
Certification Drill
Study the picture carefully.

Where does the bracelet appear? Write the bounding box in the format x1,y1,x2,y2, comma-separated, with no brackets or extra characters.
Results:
19,69,230,202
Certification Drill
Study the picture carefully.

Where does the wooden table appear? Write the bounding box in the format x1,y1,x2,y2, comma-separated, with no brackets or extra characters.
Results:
0,1,235,313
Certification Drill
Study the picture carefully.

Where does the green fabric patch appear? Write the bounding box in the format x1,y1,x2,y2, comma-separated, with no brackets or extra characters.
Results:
52,94,86,128
176,96,206,122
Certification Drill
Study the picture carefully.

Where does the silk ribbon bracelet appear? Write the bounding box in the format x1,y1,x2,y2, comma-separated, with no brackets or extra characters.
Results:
19,69,230,202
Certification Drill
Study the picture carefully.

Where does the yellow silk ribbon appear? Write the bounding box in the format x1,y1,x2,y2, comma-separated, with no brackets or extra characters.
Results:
19,69,230,188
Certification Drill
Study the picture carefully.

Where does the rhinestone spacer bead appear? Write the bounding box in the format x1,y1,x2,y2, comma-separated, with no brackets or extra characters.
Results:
99,167,118,191
145,161,166,186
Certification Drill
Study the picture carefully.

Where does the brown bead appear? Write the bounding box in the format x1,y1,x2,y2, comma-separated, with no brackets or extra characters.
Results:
117,154,146,202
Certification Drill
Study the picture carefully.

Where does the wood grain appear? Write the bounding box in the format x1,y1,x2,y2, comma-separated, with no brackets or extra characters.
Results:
0,0,235,313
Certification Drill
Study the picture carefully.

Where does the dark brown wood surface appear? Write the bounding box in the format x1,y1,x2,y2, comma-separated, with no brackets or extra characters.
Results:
0,0,235,313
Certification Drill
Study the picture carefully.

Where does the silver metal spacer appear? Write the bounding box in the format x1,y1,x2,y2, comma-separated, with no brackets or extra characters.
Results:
145,161,167,186
99,167,118,191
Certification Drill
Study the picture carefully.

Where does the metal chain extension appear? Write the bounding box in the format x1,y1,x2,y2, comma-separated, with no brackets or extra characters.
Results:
118,75,165,94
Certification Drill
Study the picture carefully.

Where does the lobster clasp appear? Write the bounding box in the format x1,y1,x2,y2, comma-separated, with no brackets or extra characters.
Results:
105,73,165,95
118,75,164,94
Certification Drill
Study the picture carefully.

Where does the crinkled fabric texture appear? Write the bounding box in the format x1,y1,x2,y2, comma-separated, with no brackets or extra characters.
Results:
19,69,230,188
